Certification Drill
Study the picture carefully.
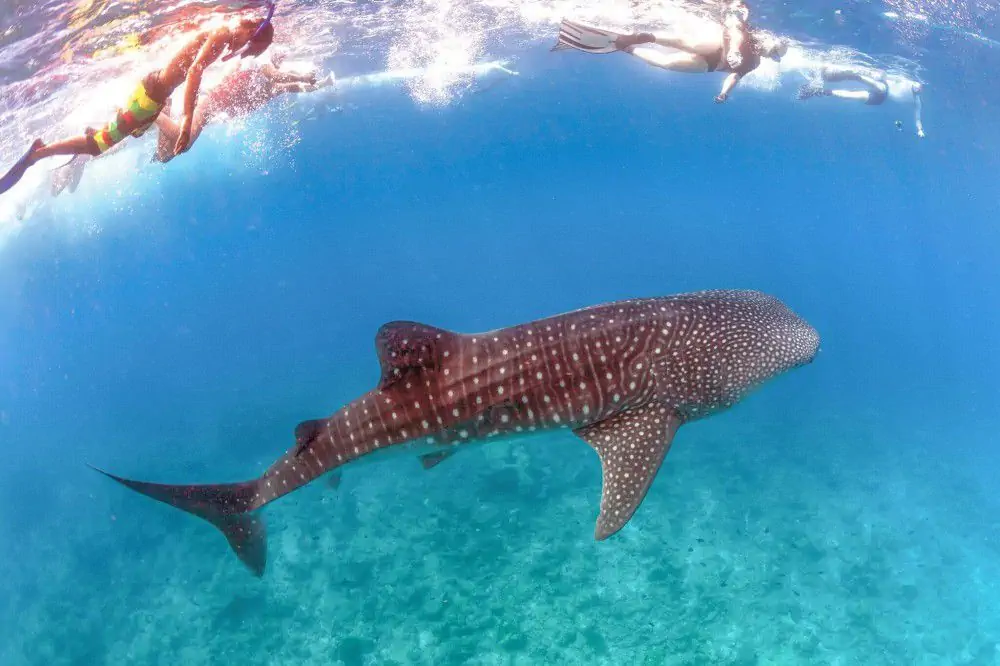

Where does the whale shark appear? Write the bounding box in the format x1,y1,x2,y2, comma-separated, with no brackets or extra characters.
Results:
94,289,819,576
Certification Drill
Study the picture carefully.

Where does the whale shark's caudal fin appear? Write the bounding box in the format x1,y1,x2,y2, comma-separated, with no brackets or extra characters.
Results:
90,466,267,577
574,402,681,539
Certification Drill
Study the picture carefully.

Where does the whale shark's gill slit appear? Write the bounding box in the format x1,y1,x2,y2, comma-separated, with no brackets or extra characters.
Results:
574,402,681,540
88,466,267,577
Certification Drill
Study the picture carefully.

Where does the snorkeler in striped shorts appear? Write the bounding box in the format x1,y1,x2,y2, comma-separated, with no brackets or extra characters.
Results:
0,4,276,196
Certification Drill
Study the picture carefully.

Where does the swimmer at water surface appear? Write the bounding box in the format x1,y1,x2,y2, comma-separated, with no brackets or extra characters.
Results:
797,65,926,138
153,49,328,163
555,1,788,103
0,5,276,195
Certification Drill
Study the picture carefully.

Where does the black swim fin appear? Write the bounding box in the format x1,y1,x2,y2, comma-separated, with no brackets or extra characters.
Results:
0,139,43,196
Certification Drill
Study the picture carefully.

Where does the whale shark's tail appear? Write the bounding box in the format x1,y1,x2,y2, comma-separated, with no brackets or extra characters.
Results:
90,466,268,577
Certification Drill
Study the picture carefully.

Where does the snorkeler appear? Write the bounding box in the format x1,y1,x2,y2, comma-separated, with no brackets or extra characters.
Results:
153,50,328,163
0,4,276,195
555,1,788,103
797,66,926,138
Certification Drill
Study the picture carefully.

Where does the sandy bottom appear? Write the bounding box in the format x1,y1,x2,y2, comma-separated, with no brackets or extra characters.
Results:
3,410,999,666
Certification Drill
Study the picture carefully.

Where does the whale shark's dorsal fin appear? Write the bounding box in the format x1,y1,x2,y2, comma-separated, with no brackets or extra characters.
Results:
574,402,681,540
375,321,457,390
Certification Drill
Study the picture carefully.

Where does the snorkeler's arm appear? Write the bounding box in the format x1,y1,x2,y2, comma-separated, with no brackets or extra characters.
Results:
725,24,746,68
273,82,315,94
175,30,230,153
715,73,742,103
723,1,749,68
913,88,925,138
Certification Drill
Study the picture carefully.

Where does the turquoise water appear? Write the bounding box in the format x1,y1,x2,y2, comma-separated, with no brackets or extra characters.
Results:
2,2,1000,664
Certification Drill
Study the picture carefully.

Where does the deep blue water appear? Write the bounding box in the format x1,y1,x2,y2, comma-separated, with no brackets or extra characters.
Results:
1,36,1000,665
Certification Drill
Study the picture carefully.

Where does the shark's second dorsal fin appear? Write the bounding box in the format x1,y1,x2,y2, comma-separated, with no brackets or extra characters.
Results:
375,321,456,390
574,402,681,540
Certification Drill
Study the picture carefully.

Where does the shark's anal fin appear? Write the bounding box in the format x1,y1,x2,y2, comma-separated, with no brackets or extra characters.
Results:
374,321,457,390
419,450,455,470
326,470,343,490
574,402,681,540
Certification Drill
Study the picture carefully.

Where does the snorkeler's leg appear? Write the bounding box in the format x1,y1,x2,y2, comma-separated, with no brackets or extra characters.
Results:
154,111,181,163
628,46,710,73
274,82,314,94
854,74,886,91
0,135,95,196
30,135,101,161
829,89,872,103
648,32,700,51
650,23,724,57
819,66,865,84
267,66,321,87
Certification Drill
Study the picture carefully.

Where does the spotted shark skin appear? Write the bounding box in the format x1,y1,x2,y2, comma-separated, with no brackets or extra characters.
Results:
94,289,819,576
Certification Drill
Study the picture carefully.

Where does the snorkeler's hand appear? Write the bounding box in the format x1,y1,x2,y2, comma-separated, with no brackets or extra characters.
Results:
174,117,192,155
714,93,728,104
917,129,926,139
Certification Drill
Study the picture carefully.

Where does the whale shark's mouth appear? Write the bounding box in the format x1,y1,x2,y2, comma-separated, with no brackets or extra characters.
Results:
802,325,822,365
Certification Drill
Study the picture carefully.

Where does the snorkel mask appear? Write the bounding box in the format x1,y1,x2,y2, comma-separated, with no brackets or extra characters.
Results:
223,0,275,61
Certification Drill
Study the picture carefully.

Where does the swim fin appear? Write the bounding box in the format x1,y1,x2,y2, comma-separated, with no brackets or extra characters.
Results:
796,83,828,101
50,155,88,196
0,139,43,196
553,20,625,54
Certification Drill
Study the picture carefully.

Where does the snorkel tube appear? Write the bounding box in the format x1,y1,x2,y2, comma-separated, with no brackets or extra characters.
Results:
223,0,276,61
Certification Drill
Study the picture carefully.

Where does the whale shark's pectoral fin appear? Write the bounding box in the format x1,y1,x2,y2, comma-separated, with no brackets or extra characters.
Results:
419,450,455,470
375,321,458,390
574,402,681,540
